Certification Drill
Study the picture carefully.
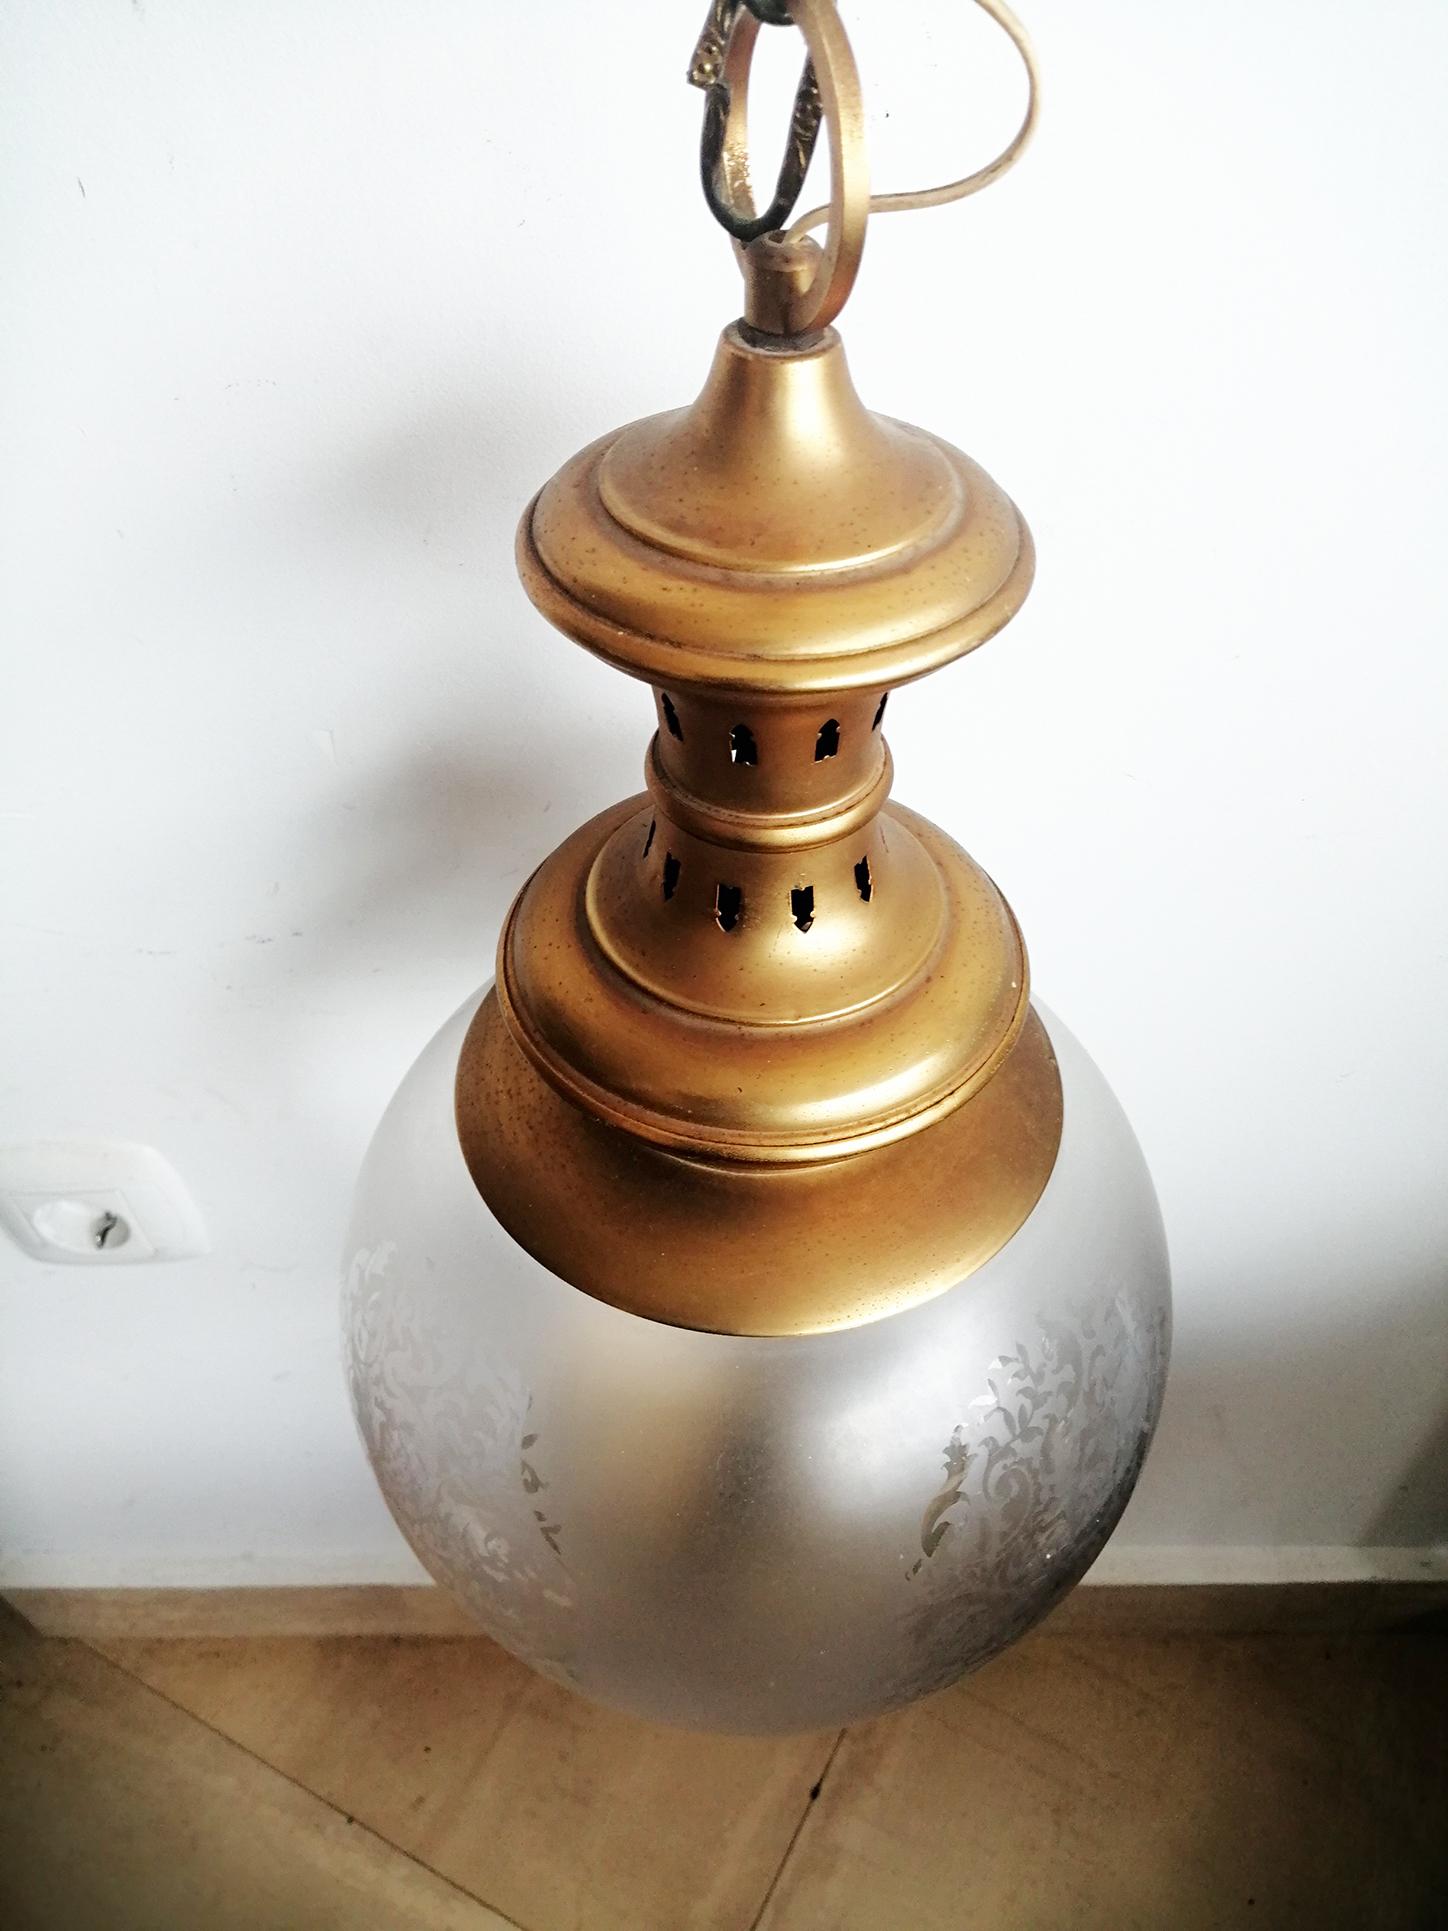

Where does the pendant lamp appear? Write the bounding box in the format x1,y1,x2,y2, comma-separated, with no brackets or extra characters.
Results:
344,0,1170,1734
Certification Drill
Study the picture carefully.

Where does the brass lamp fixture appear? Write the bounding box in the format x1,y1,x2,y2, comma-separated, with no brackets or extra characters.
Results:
345,0,1170,1733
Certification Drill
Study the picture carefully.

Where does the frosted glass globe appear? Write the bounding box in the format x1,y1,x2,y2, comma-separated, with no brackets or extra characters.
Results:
344,991,1169,1733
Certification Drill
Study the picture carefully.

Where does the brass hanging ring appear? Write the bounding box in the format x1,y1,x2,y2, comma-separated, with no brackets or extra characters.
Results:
786,0,1040,240
690,1,826,246
689,1,1038,337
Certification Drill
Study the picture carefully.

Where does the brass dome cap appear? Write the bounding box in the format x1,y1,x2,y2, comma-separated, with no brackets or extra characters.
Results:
518,324,1034,696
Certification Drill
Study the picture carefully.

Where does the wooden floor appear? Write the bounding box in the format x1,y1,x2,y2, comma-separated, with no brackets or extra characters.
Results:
1,1607,1444,1929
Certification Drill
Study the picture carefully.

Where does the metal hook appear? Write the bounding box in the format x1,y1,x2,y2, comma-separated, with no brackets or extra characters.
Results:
689,0,825,245
687,1,1040,333
688,1,867,335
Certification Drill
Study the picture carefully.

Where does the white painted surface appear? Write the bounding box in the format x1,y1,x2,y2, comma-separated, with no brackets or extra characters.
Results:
2,0,1445,1587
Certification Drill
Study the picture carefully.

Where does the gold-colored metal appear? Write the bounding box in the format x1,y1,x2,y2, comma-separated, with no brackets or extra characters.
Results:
696,0,869,336
785,0,1040,244
460,975,1061,1339
457,320,1061,1335
452,0,1060,1337
690,0,1040,340
689,3,824,248
518,324,1033,693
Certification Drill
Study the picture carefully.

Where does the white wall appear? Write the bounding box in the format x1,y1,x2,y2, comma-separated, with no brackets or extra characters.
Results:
3,0,1446,1589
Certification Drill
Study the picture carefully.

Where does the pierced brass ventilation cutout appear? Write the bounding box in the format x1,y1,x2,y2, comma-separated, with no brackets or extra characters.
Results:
715,881,745,931
730,723,758,765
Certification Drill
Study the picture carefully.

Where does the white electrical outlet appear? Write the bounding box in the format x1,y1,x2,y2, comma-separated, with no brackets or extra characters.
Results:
0,1141,210,1265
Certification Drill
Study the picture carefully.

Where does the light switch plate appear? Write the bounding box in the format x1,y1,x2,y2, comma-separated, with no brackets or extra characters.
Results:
0,1141,210,1265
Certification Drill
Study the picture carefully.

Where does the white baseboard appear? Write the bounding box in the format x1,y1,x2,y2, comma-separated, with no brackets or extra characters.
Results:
1084,1544,1448,1587
4,1547,1445,1641
0,1552,436,1592
3,1544,1444,1593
